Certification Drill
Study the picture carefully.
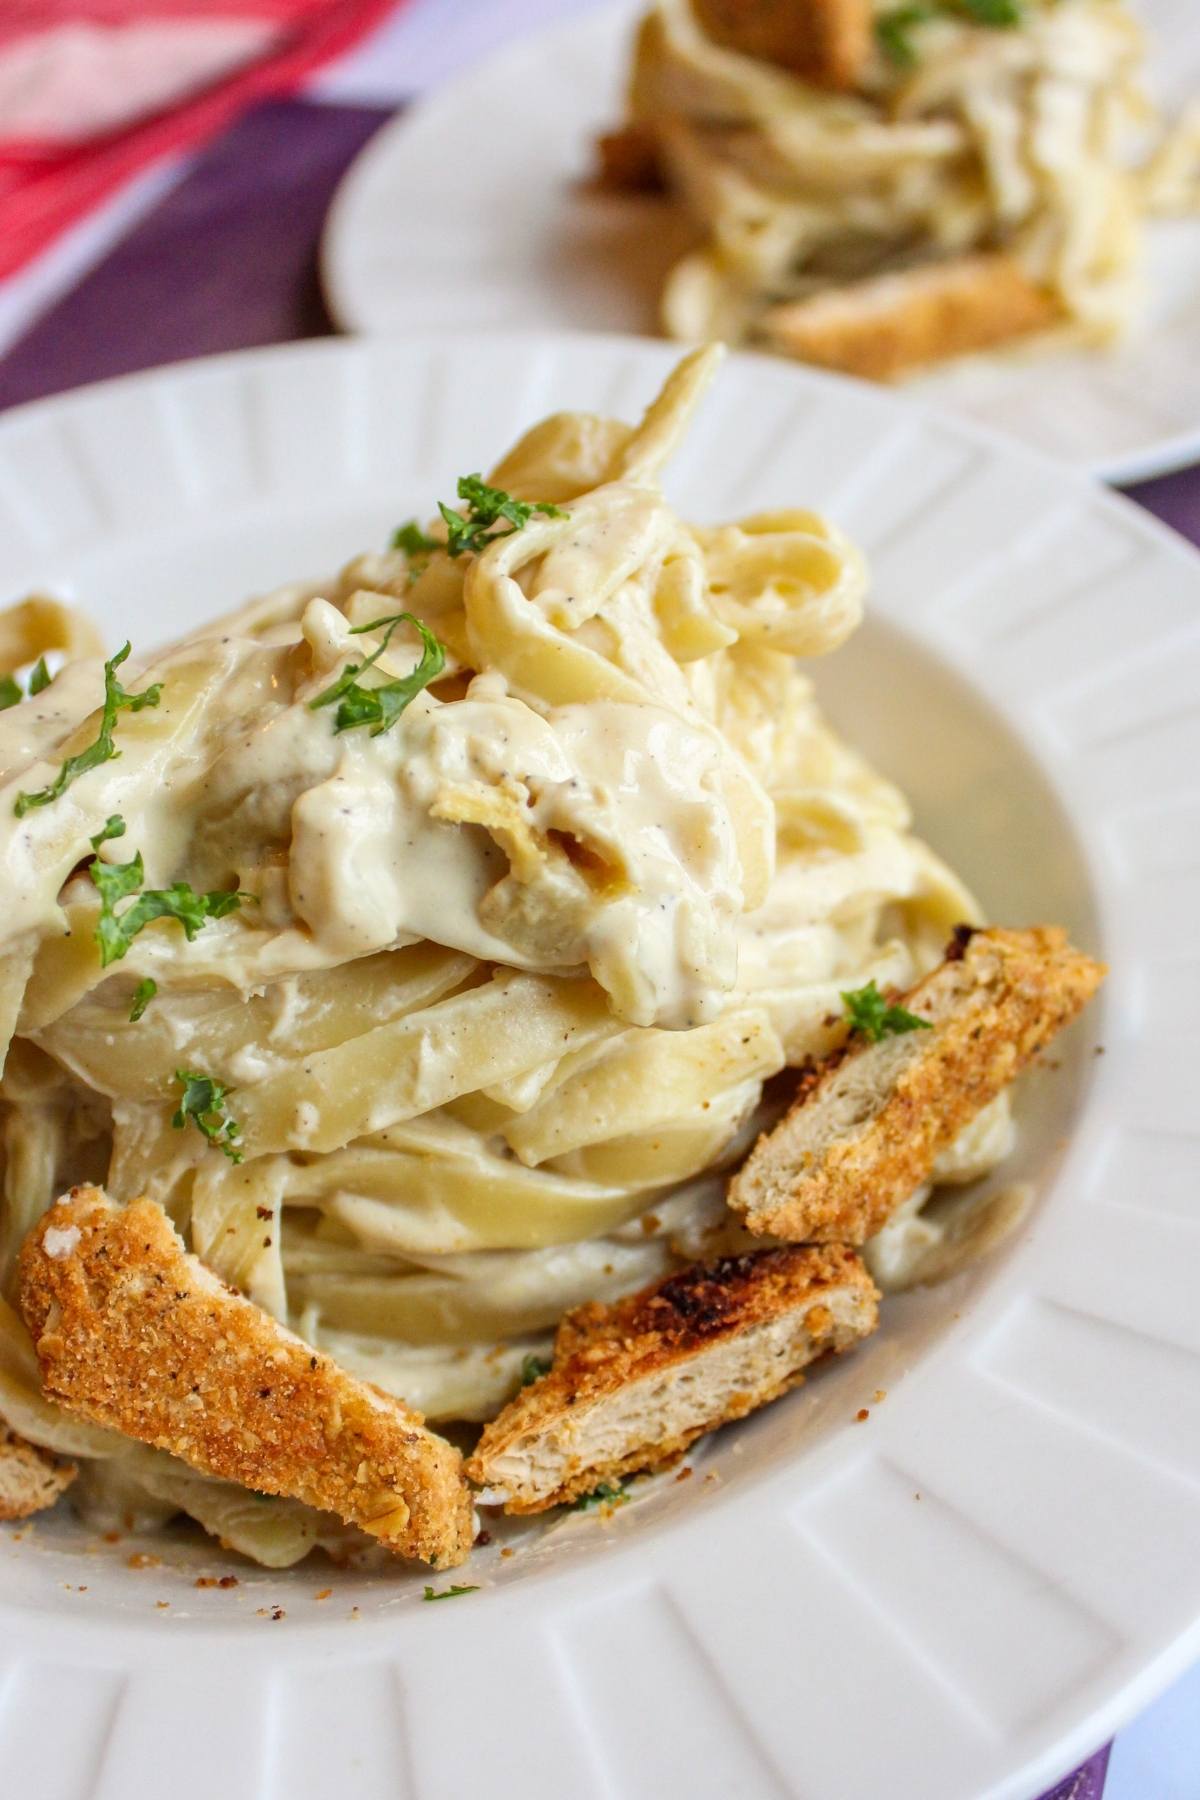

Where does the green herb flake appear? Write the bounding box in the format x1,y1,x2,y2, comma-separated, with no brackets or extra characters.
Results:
570,1481,631,1512
519,1353,552,1388
875,4,936,65
391,520,438,557
438,474,566,559
88,818,248,968
841,979,932,1043
958,0,1021,23
876,0,1020,65
89,840,144,967
422,1583,479,1602
0,655,54,713
14,642,161,819
309,612,445,738
129,978,157,1023
172,1069,243,1164
90,815,126,850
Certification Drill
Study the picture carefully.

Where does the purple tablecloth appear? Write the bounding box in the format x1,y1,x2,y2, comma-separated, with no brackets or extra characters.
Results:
0,91,1188,1800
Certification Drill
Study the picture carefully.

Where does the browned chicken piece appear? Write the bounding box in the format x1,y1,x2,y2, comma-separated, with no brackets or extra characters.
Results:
759,254,1064,381
18,1187,475,1567
692,0,872,90
0,1423,75,1521
595,123,666,191
466,1244,878,1512
728,926,1105,1245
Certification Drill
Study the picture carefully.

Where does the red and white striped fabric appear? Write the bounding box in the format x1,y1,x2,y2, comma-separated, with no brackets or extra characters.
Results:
0,0,401,278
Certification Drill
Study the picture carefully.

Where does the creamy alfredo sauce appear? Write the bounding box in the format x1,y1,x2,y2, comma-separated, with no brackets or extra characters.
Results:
0,581,767,1032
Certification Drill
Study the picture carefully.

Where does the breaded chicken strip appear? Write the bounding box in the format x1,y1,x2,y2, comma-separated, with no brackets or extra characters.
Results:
467,1244,877,1512
693,0,872,89
18,1188,474,1567
760,255,1063,381
729,926,1105,1245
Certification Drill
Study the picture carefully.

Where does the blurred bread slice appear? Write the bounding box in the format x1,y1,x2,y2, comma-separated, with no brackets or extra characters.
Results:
760,254,1063,380
728,926,1105,1245
466,1244,877,1512
18,1187,474,1567
0,1423,75,1521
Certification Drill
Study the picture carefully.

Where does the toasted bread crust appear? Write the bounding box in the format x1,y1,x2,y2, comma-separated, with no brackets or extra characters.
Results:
728,926,1105,1244
0,1423,75,1521
760,254,1063,380
692,0,871,89
18,1189,474,1566
466,1244,878,1512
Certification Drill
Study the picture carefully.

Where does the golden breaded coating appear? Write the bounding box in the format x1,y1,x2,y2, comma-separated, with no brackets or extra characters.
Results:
466,1244,878,1512
729,925,1105,1244
0,1422,75,1521
692,0,871,90
18,1188,474,1567
760,254,1063,380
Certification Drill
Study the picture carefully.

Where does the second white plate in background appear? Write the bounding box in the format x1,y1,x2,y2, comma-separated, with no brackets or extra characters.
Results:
321,0,1200,483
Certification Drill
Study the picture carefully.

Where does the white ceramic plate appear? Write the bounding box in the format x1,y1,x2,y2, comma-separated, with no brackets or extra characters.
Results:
321,0,1200,484
1,333,1199,1800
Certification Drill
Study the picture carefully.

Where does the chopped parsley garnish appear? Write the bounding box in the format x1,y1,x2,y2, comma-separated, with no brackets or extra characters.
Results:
959,0,1022,21
129,978,157,1022
14,642,161,819
172,1069,243,1163
570,1481,630,1512
438,475,566,559
0,655,53,713
87,816,248,968
391,520,438,557
876,4,935,64
841,979,932,1043
519,1353,552,1388
309,612,445,737
422,1583,479,1602
876,0,1021,66
90,813,125,849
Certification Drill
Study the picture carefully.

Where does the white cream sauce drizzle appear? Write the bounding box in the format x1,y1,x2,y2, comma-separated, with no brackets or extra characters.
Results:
0,588,762,1033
